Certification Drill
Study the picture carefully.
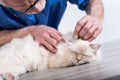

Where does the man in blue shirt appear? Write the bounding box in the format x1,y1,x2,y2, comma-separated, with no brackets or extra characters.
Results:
0,0,104,53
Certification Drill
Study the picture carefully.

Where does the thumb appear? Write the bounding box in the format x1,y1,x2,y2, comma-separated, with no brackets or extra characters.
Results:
72,32,78,40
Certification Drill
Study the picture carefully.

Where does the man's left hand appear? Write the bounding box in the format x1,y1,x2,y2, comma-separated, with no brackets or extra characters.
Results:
74,15,102,41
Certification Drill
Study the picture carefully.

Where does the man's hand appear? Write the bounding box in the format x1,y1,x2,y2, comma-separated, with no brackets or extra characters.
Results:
74,15,102,41
30,25,64,53
74,0,103,41
0,25,63,53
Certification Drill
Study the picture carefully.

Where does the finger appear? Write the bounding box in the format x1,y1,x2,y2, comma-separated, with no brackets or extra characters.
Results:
51,33,64,42
49,28,63,37
40,39,57,53
57,32,65,42
48,29,64,42
87,27,101,42
57,31,63,37
73,17,88,38
84,24,97,40
79,20,93,38
44,35,58,48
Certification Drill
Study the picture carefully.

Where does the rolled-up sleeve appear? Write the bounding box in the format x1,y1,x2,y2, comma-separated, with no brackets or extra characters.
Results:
68,0,90,10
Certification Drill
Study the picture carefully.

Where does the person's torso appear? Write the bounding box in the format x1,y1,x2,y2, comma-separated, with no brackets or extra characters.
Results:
0,0,89,30
0,0,67,30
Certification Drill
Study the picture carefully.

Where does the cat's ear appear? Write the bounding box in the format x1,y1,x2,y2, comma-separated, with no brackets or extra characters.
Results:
90,44,100,50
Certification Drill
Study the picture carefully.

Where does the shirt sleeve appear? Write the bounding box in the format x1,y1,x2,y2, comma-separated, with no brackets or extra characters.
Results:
68,0,90,10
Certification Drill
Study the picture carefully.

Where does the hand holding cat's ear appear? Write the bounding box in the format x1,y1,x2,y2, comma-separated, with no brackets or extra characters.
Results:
73,15,102,42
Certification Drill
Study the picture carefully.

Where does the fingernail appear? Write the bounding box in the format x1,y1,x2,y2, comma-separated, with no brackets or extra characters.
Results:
52,48,57,54
52,50,57,54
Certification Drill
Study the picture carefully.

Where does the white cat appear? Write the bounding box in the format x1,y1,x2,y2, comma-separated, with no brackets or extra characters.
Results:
0,33,100,80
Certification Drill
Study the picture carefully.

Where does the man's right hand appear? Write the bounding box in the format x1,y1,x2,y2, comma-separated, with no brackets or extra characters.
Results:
29,25,64,53
0,25,63,53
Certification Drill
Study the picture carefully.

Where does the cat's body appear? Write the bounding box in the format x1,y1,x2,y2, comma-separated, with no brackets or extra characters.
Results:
0,33,100,80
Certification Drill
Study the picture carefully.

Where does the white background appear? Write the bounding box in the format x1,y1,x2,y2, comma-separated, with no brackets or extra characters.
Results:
59,0,120,43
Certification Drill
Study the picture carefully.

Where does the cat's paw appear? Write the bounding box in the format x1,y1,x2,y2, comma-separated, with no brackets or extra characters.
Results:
0,73,18,80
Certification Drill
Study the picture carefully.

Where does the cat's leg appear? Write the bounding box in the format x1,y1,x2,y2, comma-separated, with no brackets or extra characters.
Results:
0,73,18,80
36,63,48,71
26,63,47,72
29,63,48,71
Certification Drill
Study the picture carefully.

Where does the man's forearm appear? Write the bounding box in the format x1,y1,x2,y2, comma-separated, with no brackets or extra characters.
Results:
0,28,31,46
85,0,104,21
0,30,16,46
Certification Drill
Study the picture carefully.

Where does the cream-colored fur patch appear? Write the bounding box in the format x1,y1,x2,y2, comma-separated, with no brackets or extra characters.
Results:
0,32,100,80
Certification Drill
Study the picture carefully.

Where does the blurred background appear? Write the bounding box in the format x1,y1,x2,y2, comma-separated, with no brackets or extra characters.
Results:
59,0,120,43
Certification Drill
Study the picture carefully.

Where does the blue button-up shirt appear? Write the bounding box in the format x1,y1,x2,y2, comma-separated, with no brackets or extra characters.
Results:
0,0,89,30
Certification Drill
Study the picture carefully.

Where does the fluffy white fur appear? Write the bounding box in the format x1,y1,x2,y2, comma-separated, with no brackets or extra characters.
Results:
0,33,100,80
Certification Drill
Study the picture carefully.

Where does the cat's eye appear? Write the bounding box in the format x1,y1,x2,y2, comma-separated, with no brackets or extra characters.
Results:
72,51,87,63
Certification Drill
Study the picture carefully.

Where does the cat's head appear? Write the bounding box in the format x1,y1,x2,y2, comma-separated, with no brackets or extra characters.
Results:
66,39,100,65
